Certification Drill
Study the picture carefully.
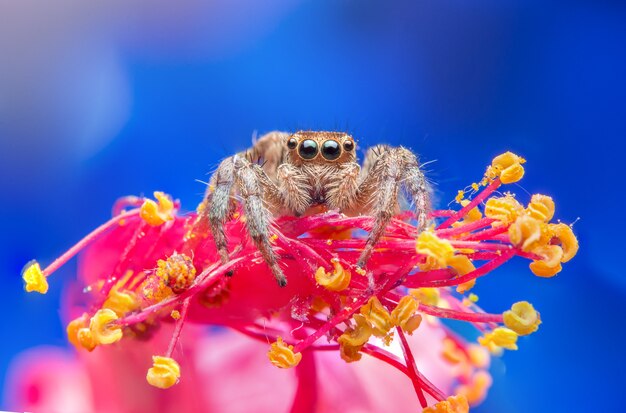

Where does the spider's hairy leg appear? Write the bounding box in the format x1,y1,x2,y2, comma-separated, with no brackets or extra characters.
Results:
355,145,400,270
399,148,431,232
204,157,237,274
246,130,290,181
234,156,288,287
355,145,430,270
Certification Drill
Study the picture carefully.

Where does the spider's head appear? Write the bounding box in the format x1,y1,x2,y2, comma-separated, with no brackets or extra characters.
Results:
285,131,356,165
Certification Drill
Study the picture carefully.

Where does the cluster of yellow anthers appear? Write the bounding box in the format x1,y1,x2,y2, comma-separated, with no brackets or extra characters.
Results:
442,343,491,404
484,151,526,185
66,309,124,352
144,252,197,302
417,231,477,293
76,227,194,389
507,203,578,277
475,300,542,355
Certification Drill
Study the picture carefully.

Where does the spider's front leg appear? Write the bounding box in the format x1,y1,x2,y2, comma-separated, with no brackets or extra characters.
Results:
355,145,431,270
233,155,288,287
200,154,285,286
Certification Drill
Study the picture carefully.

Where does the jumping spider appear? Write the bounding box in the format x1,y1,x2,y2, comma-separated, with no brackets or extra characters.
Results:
199,131,431,287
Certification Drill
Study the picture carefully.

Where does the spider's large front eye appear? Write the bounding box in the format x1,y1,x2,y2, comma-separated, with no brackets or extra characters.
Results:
321,140,341,160
298,139,318,160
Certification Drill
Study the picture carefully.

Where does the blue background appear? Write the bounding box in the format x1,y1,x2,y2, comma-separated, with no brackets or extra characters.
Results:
1,1,623,411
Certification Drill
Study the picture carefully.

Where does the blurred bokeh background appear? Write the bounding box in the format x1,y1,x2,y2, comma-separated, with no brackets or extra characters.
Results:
1,0,623,411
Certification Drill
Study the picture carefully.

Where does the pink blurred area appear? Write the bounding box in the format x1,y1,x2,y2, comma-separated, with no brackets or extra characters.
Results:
6,323,455,413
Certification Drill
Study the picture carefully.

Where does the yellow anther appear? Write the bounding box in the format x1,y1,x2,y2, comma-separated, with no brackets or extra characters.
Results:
468,293,479,303
491,152,525,169
478,327,518,352
391,295,422,334
508,215,543,251
455,370,493,405
410,288,440,306
340,314,372,347
467,344,490,368
355,267,367,276
89,309,123,345
448,255,477,293
460,199,483,223
455,190,465,203
77,328,97,352
529,260,562,278
533,244,563,267
103,290,140,317
360,297,393,337
339,342,364,363
268,337,302,369
471,182,480,191
22,260,48,294
140,191,175,226
485,151,526,184
499,162,525,184
315,260,351,291
67,313,96,351
146,356,180,389
503,301,541,336
171,310,181,320
418,255,440,271
550,223,579,262
484,195,523,225
527,194,555,222
156,253,196,294
338,314,372,362
441,338,466,365
310,296,329,313
423,394,469,413
416,231,455,268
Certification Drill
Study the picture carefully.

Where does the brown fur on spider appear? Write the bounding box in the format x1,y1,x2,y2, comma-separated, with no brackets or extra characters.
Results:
198,131,431,287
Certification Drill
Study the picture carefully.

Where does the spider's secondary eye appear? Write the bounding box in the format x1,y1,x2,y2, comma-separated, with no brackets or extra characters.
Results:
343,140,354,151
287,138,298,150
298,139,318,159
321,140,341,160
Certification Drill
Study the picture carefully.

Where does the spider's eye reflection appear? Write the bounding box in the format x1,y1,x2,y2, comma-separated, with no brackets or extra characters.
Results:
321,140,341,160
298,139,318,159
287,138,298,150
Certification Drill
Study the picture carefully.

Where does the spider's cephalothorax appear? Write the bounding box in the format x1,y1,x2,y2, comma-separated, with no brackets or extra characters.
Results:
199,131,431,287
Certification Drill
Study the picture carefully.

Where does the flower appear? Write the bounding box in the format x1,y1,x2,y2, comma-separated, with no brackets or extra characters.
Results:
19,153,578,411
